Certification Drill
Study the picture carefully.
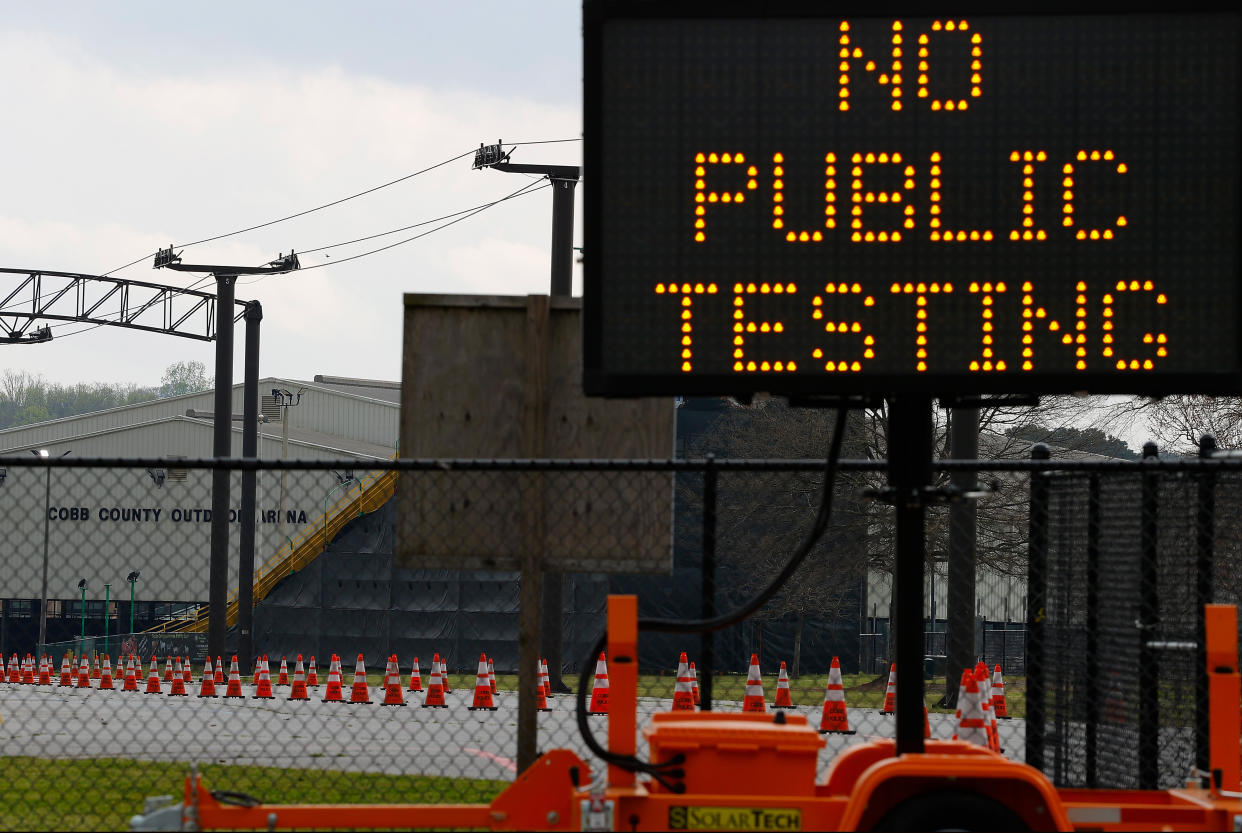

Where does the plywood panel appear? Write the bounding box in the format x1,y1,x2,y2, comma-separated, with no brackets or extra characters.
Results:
396,294,673,574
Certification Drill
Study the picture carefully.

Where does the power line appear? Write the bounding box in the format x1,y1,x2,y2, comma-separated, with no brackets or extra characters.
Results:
99,138,580,278
243,179,551,281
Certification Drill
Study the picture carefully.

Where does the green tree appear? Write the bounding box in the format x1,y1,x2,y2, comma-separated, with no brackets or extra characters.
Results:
159,361,212,398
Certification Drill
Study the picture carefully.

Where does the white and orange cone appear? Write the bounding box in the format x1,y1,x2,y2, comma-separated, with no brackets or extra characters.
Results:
690,661,700,706
955,672,990,748
76,656,91,688
349,654,372,704
773,661,794,709
99,655,115,690
539,658,551,698
818,657,855,734
198,657,217,697
323,655,345,703
422,653,447,708
381,655,405,706
163,656,174,682
58,656,73,686
588,653,610,715
742,654,766,713
879,663,897,714
122,656,139,692
144,656,162,694
37,656,52,686
306,655,319,687
671,652,696,712
439,657,451,693
278,657,289,686
289,656,309,701
407,657,422,692
468,653,497,711
488,657,498,697
252,656,274,699
224,656,244,698
992,664,1010,719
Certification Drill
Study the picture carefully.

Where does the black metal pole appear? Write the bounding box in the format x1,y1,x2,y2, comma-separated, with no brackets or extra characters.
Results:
945,407,978,708
1085,474,1101,788
888,395,933,755
1138,441,1160,790
541,175,578,693
207,273,236,663
237,301,262,673
1025,442,1051,770
1195,434,1216,774
700,454,717,710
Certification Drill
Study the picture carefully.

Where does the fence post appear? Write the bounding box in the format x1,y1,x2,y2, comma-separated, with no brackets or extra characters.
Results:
1025,443,1051,770
1138,441,1160,790
1085,473,1101,788
1195,434,1217,773
700,454,717,711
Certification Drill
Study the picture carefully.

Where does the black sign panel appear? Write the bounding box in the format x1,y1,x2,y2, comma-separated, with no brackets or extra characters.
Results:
583,5,1242,396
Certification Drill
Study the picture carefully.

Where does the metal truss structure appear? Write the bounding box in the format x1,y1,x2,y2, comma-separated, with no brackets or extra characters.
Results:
0,267,246,343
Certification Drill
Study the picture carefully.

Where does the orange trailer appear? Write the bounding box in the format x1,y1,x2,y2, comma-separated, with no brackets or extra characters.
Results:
141,596,1242,831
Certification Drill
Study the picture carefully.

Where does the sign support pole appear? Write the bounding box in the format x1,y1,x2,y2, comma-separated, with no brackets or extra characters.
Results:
889,395,933,755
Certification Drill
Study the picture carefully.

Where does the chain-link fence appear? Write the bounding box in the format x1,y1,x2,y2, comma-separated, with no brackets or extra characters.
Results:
0,451,1236,829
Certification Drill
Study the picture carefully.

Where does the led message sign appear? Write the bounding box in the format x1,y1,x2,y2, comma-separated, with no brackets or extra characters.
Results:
583,6,1242,396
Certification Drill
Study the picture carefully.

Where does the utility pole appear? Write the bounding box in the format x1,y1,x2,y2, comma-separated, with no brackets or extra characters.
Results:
271,387,307,543
156,247,297,662
474,141,580,772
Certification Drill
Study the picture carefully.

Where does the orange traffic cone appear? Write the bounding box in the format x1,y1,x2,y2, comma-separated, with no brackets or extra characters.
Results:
122,656,139,692
307,656,319,687
380,655,405,706
536,671,551,712
349,654,372,704
407,657,422,692
588,653,610,715
439,657,451,693
278,657,289,686
163,656,174,682
184,657,194,685
818,657,856,734
469,653,497,711
671,653,695,712
22,655,35,684
956,672,990,748
976,665,1000,752
951,668,969,740
690,662,700,706
91,656,101,679
991,665,1010,718
144,656,162,694
289,656,309,701
774,661,795,709
323,655,345,703
253,656,275,699
37,656,52,686
488,657,498,696
539,658,551,698
76,656,91,688
58,656,72,686
215,657,224,686
99,656,114,690
6,654,18,683
224,656,244,698
422,653,447,708
168,663,188,696
171,656,182,684
742,654,766,713
879,663,897,714
198,658,217,697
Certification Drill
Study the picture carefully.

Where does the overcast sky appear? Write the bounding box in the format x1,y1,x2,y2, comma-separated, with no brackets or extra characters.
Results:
0,1,582,388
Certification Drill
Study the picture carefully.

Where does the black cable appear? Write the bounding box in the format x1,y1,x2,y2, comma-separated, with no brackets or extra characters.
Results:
575,408,850,780
98,139,578,278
